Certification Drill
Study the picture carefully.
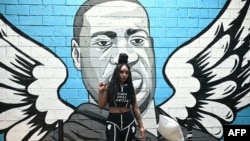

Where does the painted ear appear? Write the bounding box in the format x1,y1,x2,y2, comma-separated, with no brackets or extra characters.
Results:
71,39,81,70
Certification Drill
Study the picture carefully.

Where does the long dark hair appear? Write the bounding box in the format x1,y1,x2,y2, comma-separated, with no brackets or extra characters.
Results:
107,53,136,106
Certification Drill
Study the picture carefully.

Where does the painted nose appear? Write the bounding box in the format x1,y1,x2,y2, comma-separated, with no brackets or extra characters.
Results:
110,38,138,65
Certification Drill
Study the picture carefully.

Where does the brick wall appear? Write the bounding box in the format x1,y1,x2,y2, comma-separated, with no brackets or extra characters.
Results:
0,0,249,140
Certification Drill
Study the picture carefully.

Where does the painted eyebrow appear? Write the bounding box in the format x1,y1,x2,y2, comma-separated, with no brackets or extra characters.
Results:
126,29,148,36
91,31,117,39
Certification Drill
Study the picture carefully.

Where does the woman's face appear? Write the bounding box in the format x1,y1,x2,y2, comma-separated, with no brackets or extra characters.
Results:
119,65,129,84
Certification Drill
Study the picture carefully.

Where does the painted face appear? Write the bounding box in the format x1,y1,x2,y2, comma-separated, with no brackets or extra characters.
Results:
74,1,155,108
119,65,129,84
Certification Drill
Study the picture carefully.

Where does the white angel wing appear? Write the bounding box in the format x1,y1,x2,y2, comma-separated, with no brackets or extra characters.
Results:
0,14,74,140
160,0,250,139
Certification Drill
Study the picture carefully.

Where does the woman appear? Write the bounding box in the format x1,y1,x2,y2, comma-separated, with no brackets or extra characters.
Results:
98,53,146,141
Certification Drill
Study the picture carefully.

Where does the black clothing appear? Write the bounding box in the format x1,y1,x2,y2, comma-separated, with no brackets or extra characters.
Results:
108,84,131,108
106,111,136,141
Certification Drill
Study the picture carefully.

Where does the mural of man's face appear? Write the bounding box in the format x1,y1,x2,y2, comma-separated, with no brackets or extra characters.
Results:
72,1,155,109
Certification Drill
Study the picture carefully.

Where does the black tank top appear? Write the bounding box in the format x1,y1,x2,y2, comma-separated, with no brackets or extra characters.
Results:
108,84,131,108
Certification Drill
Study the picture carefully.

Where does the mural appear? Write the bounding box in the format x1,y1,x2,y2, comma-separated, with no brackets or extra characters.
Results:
0,0,249,140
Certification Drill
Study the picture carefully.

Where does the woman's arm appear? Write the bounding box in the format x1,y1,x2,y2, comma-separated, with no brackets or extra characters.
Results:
98,83,108,109
132,90,146,138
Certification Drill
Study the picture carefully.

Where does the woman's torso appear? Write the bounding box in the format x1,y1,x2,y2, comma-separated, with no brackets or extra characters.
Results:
108,84,132,113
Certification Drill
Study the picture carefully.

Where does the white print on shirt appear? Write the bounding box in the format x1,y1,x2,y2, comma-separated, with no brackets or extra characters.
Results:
115,92,129,103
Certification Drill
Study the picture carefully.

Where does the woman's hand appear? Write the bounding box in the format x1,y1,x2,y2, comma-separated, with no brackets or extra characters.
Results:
98,83,106,93
98,83,107,109
140,127,146,138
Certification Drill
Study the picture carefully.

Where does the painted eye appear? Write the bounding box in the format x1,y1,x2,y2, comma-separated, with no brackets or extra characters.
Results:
93,39,113,52
96,40,112,47
130,38,144,46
